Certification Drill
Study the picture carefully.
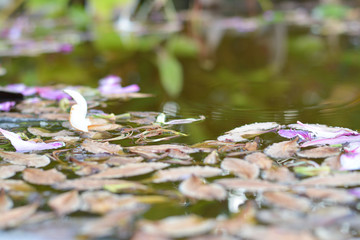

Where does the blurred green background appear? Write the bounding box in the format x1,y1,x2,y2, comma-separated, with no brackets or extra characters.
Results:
2,0,360,143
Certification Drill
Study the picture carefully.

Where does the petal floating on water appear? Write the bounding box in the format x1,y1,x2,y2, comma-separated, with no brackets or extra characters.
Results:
0,128,64,152
64,89,91,132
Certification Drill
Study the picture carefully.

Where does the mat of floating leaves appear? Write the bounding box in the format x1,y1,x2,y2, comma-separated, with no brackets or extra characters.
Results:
1,85,360,239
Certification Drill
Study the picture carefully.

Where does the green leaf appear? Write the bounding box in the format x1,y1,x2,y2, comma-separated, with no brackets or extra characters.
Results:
294,166,330,177
157,50,183,98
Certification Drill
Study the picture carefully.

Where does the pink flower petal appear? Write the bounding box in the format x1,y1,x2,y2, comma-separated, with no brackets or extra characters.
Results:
36,87,71,101
98,75,140,95
6,84,36,96
278,129,313,141
0,101,16,112
301,134,360,147
0,128,64,152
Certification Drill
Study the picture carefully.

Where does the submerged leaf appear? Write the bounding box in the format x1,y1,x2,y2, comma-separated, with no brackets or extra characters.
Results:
139,215,215,238
0,128,64,152
152,166,223,183
179,175,227,201
264,138,299,159
0,151,50,168
218,122,279,142
221,158,260,179
23,168,66,185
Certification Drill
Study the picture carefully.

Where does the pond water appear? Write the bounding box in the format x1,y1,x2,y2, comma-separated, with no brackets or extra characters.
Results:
2,2,360,239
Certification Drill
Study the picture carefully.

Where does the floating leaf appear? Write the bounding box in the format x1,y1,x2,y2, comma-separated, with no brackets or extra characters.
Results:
64,89,91,132
89,162,170,179
48,190,81,216
0,151,50,168
104,182,148,193
54,178,144,191
297,146,341,158
299,188,356,203
244,152,273,170
0,190,13,212
203,150,219,165
299,172,360,187
293,166,330,177
23,168,66,185
152,166,223,183
163,115,205,125
221,158,259,179
81,140,122,154
264,138,299,159
0,203,38,229
80,206,147,238
80,191,139,214
216,178,288,192
139,215,215,238
105,156,144,166
218,122,279,142
263,191,311,212
0,128,64,152
179,175,227,201
27,127,74,137
0,179,35,192
0,165,26,179
262,167,296,183
238,225,316,240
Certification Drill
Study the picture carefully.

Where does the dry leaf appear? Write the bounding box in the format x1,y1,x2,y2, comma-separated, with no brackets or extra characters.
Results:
263,191,311,212
0,151,50,168
23,168,66,185
297,146,341,158
89,162,170,179
105,156,144,166
203,151,219,164
0,190,13,212
80,191,139,214
27,127,74,137
80,205,148,238
321,155,342,170
299,172,360,187
53,136,80,143
299,188,356,203
0,179,35,192
88,123,122,131
152,166,223,183
264,138,299,159
139,215,216,238
244,152,273,170
54,178,146,191
238,225,316,240
262,167,296,183
81,140,122,154
216,178,288,192
179,175,227,201
0,165,26,179
221,158,259,179
0,203,38,229
218,122,279,142
49,190,81,215
128,144,198,154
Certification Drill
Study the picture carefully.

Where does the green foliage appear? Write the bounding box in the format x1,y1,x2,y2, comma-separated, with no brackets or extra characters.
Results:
313,3,349,20
157,50,183,98
166,36,199,57
27,0,68,17
88,0,131,20
68,5,90,29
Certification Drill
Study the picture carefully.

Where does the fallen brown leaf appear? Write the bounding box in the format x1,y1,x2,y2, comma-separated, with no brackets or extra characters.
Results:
297,146,341,159
244,152,273,170
139,215,216,238
203,151,219,165
152,166,223,183
23,168,66,185
81,140,122,154
215,178,288,192
179,175,227,201
264,138,299,159
0,190,13,212
298,187,356,203
263,191,311,212
299,172,360,187
0,203,38,229
105,156,144,166
0,151,50,168
27,127,74,137
0,165,26,179
49,190,81,215
262,167,296,183
89,162,170,179
221,158,259,179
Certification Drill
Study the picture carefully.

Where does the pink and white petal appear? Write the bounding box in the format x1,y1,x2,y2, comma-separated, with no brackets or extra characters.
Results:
0,128,64,152
301,135,360,147
340,152,360,170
